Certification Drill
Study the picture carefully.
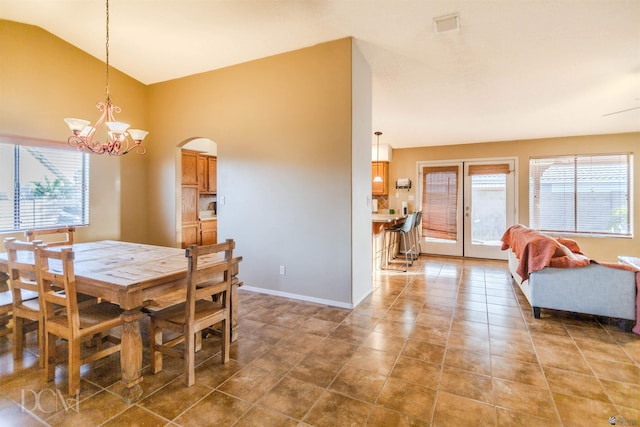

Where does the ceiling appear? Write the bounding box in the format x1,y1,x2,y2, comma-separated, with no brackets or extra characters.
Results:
2,0,639,149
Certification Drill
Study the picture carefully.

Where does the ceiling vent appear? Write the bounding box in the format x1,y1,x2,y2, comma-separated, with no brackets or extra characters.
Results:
434,13,460,33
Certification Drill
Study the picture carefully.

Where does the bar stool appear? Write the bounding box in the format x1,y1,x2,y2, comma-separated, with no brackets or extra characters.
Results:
382,213,416,272
411,211,422,260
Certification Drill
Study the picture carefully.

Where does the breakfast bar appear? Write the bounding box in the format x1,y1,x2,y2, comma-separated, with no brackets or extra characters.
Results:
372,213,407,269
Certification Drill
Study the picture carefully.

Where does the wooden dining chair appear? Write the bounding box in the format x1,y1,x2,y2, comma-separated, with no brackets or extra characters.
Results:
36,246,123,396
4,238,44,367
0,286,14,338
25,226,75,246
149,239,235,386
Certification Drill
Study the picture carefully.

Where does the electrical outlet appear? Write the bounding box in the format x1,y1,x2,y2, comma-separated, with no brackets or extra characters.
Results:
279,265,286,275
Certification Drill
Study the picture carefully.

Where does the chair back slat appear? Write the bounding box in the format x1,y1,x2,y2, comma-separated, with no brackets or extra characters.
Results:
26,226,75,247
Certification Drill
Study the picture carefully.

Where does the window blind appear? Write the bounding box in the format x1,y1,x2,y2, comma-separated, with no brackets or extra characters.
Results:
0,142,89,232
468,163,511,176
421,166,458,240
529,154,632,237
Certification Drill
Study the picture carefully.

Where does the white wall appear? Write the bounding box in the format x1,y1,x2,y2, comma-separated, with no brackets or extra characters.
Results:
351,41,373,306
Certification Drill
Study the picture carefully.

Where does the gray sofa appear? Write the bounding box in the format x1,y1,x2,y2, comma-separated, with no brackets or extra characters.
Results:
507,249,637,330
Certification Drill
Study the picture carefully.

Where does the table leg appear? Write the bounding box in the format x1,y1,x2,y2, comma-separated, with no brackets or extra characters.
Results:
120,309,143,403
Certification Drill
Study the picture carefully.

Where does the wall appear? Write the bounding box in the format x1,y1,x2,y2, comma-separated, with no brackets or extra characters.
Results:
0,20,149,247
351,41,373,306
390,132,640,262
146,38,365,307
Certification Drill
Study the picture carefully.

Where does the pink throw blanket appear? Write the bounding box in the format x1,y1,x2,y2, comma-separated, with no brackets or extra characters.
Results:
500,224,589,281
501,225,640,335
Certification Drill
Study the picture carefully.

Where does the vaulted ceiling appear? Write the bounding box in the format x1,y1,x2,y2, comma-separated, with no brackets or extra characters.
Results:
2,0,639,148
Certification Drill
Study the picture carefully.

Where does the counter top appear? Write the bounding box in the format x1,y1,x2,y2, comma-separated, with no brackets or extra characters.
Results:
199,211,217,221
372,213,407,223
371,213,407,235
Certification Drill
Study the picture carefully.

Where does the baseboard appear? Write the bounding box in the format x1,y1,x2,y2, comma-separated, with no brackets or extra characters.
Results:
240,285,354,309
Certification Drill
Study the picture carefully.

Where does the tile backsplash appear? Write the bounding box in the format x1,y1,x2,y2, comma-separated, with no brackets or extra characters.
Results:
373,195,389,210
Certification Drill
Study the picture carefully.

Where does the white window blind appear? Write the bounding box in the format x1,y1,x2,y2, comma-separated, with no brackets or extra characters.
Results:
529,154,632,237
0,142,89,232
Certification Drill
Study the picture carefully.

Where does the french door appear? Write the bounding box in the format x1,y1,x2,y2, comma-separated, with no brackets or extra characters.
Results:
418,159,517,260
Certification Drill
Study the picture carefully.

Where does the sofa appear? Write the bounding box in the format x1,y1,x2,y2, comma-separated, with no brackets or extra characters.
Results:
501,224,638,332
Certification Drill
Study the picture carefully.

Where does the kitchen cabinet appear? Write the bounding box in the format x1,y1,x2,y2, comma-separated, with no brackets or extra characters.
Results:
200,219,217,245
207,157,217,193
181,186,199,248
372,161,389,195
182,224,199,249
181,186,198,223
197,154,217,194
181,150,217,248
182,150,198,185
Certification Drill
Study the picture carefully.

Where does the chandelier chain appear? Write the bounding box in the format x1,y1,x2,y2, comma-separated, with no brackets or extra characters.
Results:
105,0,110,103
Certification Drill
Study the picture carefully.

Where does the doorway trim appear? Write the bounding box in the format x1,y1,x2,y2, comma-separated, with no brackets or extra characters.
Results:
416,156,518,259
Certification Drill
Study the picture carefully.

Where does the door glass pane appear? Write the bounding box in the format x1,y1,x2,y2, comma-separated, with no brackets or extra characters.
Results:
471,173,506,245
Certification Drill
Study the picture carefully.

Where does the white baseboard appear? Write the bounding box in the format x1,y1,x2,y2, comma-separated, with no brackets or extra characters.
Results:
240,285,354,309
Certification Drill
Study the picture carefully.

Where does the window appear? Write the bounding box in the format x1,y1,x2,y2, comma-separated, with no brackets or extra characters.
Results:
529,154,632,237
0,141,89,232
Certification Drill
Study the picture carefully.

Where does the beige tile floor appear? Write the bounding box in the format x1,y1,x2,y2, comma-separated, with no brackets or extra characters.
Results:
0,255,639,426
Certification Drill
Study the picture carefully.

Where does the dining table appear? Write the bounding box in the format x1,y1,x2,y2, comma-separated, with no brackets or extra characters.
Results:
0,240,242,403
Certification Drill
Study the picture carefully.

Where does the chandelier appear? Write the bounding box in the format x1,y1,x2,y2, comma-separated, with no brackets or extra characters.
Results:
373,131,383,182
64,0,148,156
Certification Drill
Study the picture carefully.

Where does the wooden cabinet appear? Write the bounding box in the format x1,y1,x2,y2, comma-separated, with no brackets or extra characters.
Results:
197,154,217,194
181,150,217,248
197,155,208,192
181,224,199,249
372,161,389,195
182,151,198,185
200,220,217,245
181,186,199,248
208,157,217,193
181,186,198,223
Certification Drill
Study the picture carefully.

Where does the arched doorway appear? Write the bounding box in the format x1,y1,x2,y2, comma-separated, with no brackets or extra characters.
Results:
177,138,218,248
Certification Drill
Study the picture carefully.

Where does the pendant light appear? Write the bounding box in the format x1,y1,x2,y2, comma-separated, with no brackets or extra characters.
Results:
373,131,383,183
64,0,149,156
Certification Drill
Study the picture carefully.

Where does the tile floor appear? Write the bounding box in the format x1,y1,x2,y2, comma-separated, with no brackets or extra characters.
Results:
0,255,639,426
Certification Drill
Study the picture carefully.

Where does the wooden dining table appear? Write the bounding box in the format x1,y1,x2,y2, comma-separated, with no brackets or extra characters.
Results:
0,240,242,403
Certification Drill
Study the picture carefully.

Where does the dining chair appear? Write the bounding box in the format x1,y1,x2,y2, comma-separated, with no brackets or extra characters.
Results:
25,226,75,246
149,239,235,387
0,287,14,338
36,246,123,396
4,238,44,367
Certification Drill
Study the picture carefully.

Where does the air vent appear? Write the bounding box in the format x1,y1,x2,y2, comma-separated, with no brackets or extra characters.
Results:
434,13,460,33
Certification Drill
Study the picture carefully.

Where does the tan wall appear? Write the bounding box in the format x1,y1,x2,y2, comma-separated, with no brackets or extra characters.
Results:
146,38,360,305
0,22,366,305
390,133,640,262
0,20,149,246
